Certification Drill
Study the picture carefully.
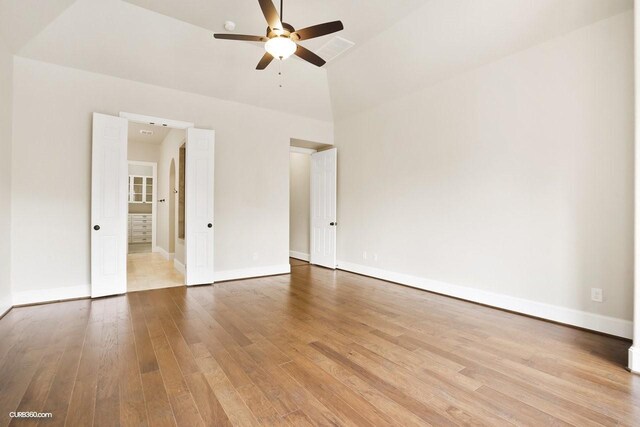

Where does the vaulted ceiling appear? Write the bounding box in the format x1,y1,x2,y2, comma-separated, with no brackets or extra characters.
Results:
0,0,76,52
328,0,633,118
0,0,633,122
123,0,425,53
6,0,337,121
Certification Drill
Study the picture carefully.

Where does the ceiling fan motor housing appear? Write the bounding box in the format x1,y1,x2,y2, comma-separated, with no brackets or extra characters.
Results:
267,22,296,39
212,0,343,69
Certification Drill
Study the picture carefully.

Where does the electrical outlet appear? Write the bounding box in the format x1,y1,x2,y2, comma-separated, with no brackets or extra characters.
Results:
373,253,378,262
591,288,603,303
252,252,259,261
362,251,367,260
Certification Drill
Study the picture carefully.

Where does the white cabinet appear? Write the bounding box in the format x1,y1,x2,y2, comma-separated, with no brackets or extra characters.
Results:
128,175,153,203
128,214,152,243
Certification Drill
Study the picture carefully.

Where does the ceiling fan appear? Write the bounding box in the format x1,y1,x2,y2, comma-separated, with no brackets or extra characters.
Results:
213,0,344,70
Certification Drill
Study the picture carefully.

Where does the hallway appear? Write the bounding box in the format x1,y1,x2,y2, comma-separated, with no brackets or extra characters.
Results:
127,252,183,292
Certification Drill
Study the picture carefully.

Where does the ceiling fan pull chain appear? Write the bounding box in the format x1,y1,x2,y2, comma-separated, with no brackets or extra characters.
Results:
278,61,283,88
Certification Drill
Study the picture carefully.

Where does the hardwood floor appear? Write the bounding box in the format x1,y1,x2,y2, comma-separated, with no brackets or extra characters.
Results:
1,262,639,426
289,258,309,267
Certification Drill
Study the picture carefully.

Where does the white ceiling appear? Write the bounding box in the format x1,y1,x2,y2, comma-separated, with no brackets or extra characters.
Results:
123,0,426,55
15,0,335,121
2,0,633,122
128,122,171,145
328,0,633,118
0,0,76,52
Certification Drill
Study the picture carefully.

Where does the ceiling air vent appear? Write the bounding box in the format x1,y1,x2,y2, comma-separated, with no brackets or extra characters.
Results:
315,36,355,63
139,129,153,135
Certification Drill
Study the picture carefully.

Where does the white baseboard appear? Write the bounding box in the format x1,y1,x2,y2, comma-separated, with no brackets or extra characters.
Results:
289,251,310,262
216,264,291,282
12,284,91,306
337,260,632,339
153,246,174,261
0,293,12,317
174,259,185,275
6,263,288,307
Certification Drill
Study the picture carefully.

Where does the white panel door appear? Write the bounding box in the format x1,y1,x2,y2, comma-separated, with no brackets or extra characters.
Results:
310,148,337,269
185,128,215,286
91,113,128,297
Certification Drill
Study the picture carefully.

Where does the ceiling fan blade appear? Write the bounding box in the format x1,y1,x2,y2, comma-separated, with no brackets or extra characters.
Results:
293,21,344,41
256,52,275,70
214,34,268,42
294,45,326,67
258,0,283,30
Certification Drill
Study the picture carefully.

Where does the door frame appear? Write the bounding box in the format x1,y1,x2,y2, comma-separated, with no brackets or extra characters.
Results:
288,145,337,268
119,112,194,129
119,112,195,277
127,160,158,252
289,146,316,262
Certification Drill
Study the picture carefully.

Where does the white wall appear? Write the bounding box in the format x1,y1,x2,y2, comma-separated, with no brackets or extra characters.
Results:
128,163,153,176
128,139,160,163
289,152,310,257
11,57,333,299
156,129,185,262
0,35,12,314
335,12,634,337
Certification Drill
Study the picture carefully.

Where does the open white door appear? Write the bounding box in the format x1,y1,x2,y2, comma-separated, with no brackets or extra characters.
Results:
185,128,215,286
91,113,128,297
310,148,337,269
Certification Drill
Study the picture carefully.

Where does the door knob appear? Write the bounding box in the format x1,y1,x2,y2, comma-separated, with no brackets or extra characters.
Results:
93,225,100,231
330,222,337,226
208,223,213,228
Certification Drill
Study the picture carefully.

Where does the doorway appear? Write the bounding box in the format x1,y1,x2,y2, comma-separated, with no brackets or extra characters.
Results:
289,146,312,265
289,139,337,269
126,122,184,292
90,112,216,298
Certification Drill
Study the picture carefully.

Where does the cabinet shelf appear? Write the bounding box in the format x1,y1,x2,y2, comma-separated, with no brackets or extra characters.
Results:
128,175,153,204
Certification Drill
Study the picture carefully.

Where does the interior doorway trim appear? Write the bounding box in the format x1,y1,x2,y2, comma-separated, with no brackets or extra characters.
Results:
92,112,215,297
290,146,317,154
128,160,158,252
119,112,194,130
630,2,640,374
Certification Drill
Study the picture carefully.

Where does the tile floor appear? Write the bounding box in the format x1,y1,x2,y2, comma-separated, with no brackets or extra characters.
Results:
128,242,152,254
127,252,184,292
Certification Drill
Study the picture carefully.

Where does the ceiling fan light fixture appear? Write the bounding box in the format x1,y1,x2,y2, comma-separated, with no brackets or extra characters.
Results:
265,36,296,60
213,0,343,69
